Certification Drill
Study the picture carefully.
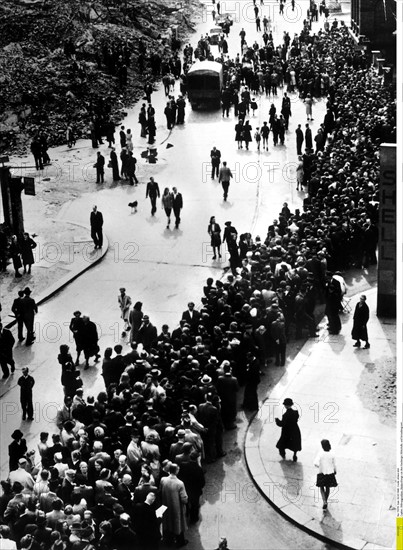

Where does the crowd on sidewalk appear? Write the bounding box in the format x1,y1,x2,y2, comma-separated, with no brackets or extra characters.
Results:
0,5,396,550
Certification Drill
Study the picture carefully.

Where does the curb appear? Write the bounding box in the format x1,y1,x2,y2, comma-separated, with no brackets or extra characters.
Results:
4,220,109,330
244,287,392,550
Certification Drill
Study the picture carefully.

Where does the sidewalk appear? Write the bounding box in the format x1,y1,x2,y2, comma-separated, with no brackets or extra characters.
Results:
245,288,396,550
0,220,108,329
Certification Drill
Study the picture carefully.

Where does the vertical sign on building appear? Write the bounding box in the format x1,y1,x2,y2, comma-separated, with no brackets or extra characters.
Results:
377,143,396,317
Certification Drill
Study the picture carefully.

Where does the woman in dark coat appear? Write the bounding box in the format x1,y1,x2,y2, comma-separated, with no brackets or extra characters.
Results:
235,119,244,149
207,216,222,260
9,429,27,472
109,148,120,181
129,301,143,343
352,295,370,348
9,235,22,278
20,233,37,274
243,120,252,150
242,352,260,411
275,398,301,461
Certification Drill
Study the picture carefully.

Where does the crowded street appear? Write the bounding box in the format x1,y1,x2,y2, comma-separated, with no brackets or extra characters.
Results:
0,0,397,549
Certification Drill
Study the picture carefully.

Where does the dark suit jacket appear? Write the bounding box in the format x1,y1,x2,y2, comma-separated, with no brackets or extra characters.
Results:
90,211,103,229
172,192,183,210
181,309,201,328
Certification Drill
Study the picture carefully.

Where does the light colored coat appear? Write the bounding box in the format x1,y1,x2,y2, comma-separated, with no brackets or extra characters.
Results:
160,474,188,535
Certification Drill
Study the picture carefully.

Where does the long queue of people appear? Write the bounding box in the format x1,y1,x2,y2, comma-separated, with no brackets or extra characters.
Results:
0,14,396,550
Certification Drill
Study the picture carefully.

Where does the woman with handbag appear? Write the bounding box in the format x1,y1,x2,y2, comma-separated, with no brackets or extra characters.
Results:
207,216,222,260
314,439,337,510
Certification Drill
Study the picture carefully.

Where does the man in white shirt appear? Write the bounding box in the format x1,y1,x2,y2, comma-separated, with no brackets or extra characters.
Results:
8,458,34,490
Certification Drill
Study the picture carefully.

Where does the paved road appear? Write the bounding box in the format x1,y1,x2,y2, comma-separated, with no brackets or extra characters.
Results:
0,1,340,547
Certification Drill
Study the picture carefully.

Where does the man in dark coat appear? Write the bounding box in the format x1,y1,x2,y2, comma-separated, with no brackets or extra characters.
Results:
69,310,85,365
181,302,201,331
210,147,221,179
20,287,37,346
352,295,370,348
275,397,301,461
295,124,304,155
197,393,219,463
80,316,100,369
0,323,15,378
30,136,43,170
304,123,313,151
216,364,239,429
119,126,126,148
126,152,138,186
178,451,205,523
133,491,161,549
171,187,183,229
137,315,158,352
90,205,104,249
95,151,105,183
18,367,35,421
146,177,160,216
281,93,291,130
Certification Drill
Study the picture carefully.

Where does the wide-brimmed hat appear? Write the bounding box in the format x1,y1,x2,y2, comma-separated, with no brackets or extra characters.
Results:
24,287,32,295
283,398,294,406
12,429,23,440
200,374,212,385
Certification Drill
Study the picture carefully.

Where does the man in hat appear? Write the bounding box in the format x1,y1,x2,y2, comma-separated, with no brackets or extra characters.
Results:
90,205,103,249
81,316,100,369
20,288,37,346
11,290,25,342
171,187,183,229
9,430,27,472
222,221,238,244
210,146,221,179
17,367,35,421
275,398,302,461
69,311,85,366
0,323,15,378
118,288,132,336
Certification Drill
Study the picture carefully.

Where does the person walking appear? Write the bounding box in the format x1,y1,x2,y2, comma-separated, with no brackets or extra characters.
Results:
275,397,301,461
18,367,35,421
9,235,23,278
281,93,292,130
207,216,222,260
30,136,43,170
352,295,370,348
90,205,104,249
260,121,270,151
243,120,252,150
171,187,183,229
162,187,174,229
159,463,188,547
12,290,25,341
295,124,304,155
304,94,314,121
119,125,126,148
146,177,160,216
254,128,261,151
127,151,139,186
138,104,148,137
0,323,15,379
129,301,143,344
69,311,85,366
218,161,233,202
109,148,120,181
235,119,244,149
80,316,100,369
314,439,337,510
296,155,304,190
20,287,37,346
210,147,221,179
95,151,105,183
118,288,132,336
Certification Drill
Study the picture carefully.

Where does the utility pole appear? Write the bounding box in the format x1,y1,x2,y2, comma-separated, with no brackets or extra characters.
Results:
0,158,25,237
